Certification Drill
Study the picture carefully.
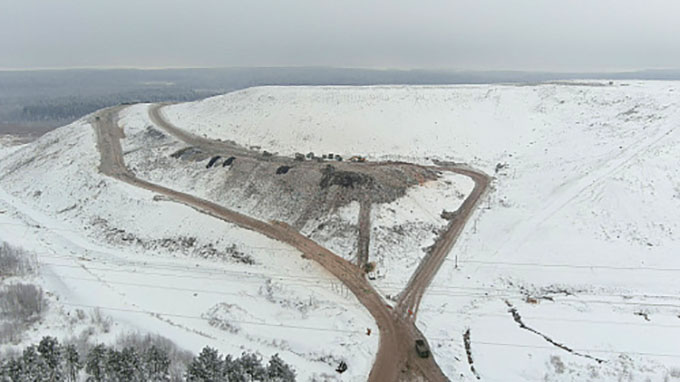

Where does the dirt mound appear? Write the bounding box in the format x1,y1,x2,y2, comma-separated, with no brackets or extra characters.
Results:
165,146,438,230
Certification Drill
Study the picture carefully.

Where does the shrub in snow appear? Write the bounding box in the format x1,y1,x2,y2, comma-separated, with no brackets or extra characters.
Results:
0,242,36,278
0,283,45,321
89,308,112,334
0,283,46,343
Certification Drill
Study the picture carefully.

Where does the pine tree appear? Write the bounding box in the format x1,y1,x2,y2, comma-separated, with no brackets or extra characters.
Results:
104,348,122,381
222,354,246,382
237,352,266,381
63,345,82,382
85,344,107,382
143,345,170,382
185,346,224,382
0,358,23,381
21,345,51,381
38,336,63,381
118,347,142,382
266,354,296,382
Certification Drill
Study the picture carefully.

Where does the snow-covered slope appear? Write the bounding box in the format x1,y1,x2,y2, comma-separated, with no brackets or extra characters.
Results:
161,82,680,381
0,119,377,381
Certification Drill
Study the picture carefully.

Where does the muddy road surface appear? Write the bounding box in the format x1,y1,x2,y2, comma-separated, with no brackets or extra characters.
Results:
96,107,459,381
94,105,490,381
396,165,490,319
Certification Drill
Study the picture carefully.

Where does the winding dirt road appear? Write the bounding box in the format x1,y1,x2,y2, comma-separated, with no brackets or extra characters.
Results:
396,165,490,319
94,105,490,381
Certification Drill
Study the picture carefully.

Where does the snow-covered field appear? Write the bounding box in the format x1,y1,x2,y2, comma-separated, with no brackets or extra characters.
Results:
2,81,680,381
162,82,680,381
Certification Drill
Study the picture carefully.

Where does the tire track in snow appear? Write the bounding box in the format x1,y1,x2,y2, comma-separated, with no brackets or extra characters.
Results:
490,123,678,263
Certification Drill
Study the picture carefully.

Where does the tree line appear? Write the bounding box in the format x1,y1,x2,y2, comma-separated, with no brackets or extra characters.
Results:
0,336,295,381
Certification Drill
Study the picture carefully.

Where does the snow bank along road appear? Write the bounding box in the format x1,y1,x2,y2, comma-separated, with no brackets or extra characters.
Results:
96,105,489,381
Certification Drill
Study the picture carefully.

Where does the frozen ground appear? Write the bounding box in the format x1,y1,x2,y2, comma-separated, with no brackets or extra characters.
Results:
161,82,680,381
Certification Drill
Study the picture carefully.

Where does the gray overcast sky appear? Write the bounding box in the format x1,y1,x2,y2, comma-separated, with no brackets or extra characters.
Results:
1,0,679,71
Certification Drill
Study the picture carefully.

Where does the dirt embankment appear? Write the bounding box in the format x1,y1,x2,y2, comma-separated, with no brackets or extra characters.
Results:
150,105,438,235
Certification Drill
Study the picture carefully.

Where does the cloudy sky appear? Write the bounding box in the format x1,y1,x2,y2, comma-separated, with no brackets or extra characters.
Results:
1,0,679,71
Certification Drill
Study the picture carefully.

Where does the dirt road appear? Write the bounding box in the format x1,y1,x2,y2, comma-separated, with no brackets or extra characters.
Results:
357,197,372,269
396,165,490,319
95,107,461,381
145,105,491,381
149,104,279,161
95,104,492,381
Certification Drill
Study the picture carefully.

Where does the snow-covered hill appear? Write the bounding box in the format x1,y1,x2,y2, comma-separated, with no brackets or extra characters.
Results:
0,119,377,381
161,82,680,381
1,81,680,381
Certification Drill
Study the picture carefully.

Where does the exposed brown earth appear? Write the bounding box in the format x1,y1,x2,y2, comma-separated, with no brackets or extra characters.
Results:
357,197,372,269
149,104,441,241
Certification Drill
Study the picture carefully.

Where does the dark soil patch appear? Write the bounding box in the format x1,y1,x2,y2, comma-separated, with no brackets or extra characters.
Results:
319,165,373,189
170,146,203,160
144,126,166,140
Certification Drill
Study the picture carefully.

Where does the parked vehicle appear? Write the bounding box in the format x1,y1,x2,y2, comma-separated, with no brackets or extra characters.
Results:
415,339,430,358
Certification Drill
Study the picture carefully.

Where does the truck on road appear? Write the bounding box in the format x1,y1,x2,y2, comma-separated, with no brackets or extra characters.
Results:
415,339,430,358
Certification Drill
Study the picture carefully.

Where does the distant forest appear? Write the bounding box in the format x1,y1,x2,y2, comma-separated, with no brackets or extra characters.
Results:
1,67,679,136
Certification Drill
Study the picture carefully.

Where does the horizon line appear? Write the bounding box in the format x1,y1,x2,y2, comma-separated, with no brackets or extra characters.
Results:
1,65,679,74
